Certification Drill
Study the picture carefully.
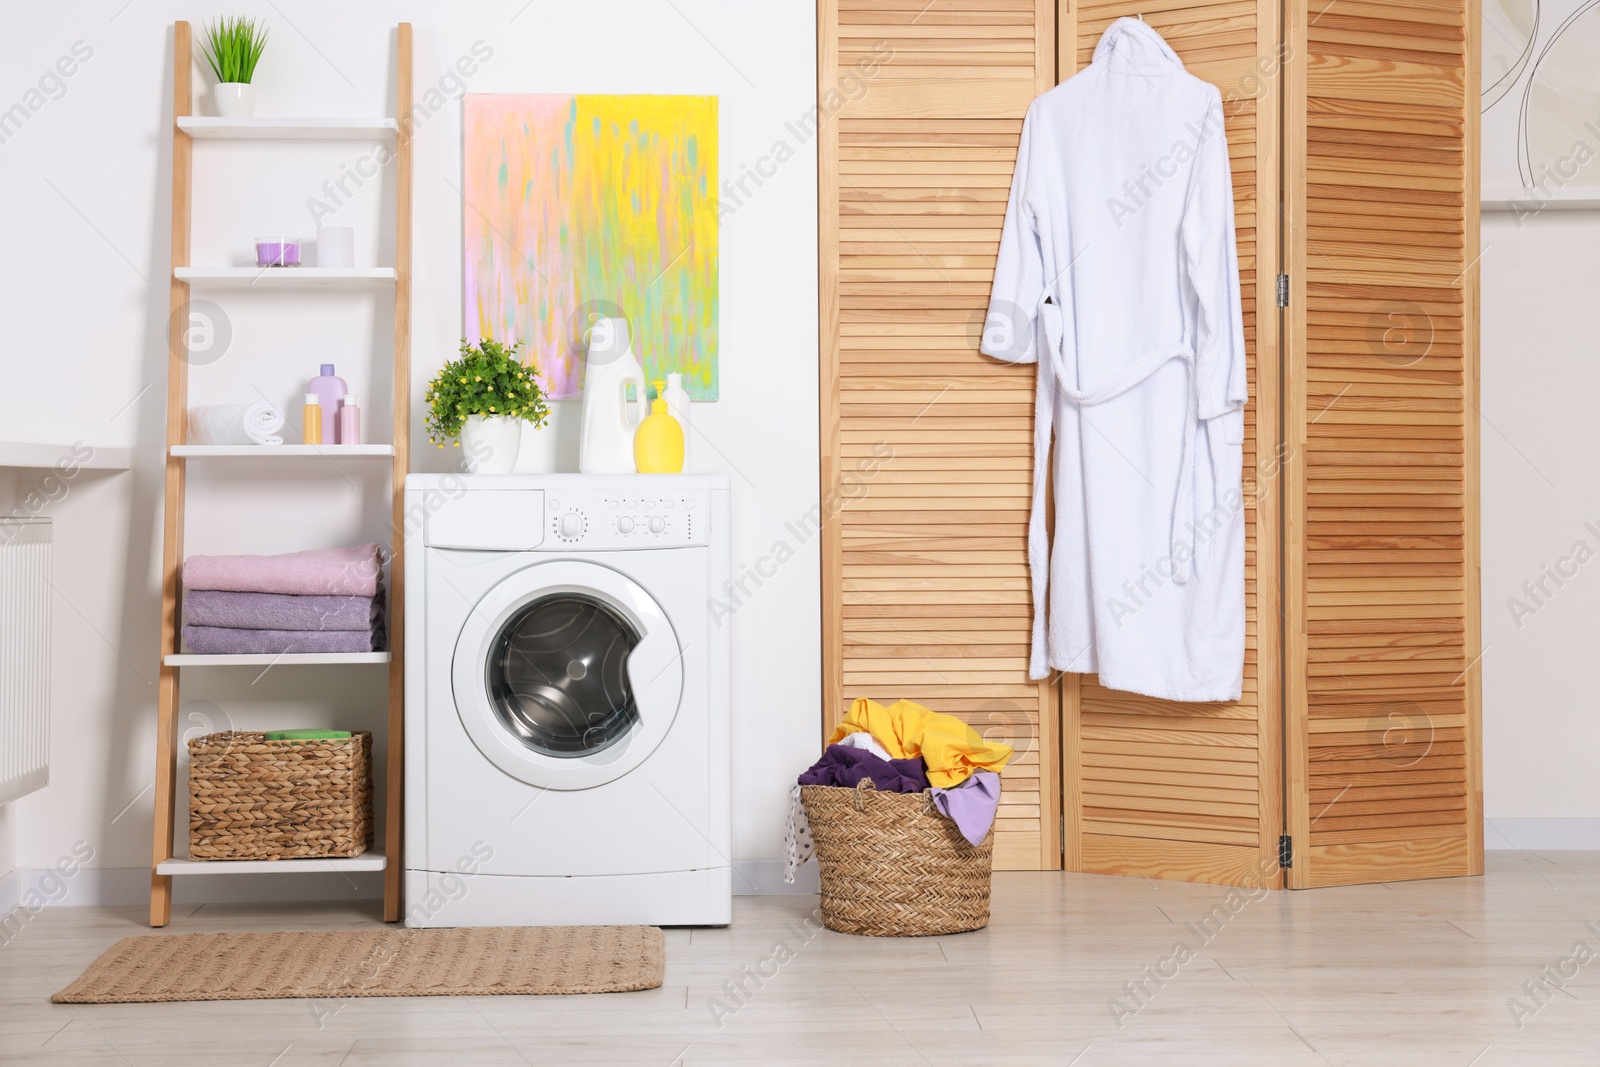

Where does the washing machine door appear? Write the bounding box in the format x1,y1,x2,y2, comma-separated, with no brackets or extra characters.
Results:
451,559,683,790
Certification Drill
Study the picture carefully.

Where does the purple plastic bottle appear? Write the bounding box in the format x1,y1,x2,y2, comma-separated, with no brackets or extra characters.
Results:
308,364,347,444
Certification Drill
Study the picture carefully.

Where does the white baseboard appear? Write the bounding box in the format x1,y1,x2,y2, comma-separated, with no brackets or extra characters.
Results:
1485,818,1600,851
15,828,1596,911
19,863,808,907
20,866,383,907
732,859,818,895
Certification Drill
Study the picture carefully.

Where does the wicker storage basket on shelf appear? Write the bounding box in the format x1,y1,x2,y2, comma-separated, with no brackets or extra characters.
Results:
187,731,373,861
800,779,992,936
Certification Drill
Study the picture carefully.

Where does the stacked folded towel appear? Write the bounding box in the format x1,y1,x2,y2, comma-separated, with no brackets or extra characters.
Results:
181,544,386,655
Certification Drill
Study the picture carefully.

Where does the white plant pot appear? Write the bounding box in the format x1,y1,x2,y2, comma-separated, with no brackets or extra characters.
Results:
513,399,579,473
213,83,257,118
460,415,522,475
515,424,559,475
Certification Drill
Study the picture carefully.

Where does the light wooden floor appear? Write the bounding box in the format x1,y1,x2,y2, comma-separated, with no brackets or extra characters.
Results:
4,853,1600,1065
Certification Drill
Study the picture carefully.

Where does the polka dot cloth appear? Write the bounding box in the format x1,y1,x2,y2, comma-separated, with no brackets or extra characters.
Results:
783,783,814,883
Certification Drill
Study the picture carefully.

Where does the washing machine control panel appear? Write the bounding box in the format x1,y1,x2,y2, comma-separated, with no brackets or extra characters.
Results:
546,489,710,549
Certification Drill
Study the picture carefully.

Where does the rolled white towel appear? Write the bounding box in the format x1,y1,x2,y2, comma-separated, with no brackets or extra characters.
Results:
188,403,285,446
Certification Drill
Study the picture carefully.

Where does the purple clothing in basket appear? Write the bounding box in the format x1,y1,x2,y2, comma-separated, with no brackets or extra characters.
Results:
798,744,928,793
182,625,385,655
182,543,383,597
184,588,385,632
931,771,1001,846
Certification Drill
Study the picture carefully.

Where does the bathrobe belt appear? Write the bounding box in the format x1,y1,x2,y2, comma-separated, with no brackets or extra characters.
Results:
1039,298,1200,585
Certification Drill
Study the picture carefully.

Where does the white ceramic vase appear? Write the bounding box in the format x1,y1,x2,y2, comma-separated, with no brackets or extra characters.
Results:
213,83,257,118
513,399,580,473
461,415,522,475
516,421,560,474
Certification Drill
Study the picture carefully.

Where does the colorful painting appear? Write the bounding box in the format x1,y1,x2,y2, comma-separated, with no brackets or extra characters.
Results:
1483,0,1600,203
463,94,719,400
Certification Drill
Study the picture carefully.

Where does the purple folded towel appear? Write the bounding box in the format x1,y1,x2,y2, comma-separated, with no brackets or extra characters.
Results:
181,625,385,655
184,589,385,632
183,544,383,597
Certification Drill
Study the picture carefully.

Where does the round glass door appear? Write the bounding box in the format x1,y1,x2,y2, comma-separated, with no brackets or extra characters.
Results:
452,559,683,790
486,594,640,758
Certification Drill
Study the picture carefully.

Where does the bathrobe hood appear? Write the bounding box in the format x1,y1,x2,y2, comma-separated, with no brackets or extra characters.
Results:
1092,17,1185,75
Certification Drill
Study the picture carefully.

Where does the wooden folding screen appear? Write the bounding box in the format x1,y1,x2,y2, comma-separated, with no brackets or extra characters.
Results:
818,0,1060,870
818,0,1479,887
1054,0,1284,888
1281,0,1481,887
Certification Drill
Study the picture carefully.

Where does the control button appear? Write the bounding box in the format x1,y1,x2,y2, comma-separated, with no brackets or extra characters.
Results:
663,499,675,509
618,516,635,534
683,498,696,510
549,499,560,511
644,499,656,509
623,499,638,508
559,513,583,539
649,516,666,534
606,499,619,508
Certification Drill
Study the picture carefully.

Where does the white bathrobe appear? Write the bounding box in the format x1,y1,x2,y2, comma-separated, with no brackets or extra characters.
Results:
982,18,1247,702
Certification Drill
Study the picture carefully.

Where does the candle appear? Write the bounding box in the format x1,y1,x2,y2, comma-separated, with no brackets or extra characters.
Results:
317,227,354,268
255,237,302,268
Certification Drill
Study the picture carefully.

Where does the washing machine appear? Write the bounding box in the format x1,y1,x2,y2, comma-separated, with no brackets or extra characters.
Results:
403,473,731,927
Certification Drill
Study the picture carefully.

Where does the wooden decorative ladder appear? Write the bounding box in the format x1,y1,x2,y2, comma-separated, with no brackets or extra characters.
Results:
149,21,412,925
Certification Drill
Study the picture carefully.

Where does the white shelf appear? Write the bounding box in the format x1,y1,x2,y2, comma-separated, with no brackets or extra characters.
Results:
172,444,395,458
0,441,135,470
157,851,387,876
178,117,398,140
165,652,391,667
175,267,396,288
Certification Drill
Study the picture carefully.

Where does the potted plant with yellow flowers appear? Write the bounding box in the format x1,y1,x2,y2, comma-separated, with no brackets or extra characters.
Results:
425,338,550,474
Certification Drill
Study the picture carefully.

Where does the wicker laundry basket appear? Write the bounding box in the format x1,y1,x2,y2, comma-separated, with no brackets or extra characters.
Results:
187,731,373,861
801,779,992,936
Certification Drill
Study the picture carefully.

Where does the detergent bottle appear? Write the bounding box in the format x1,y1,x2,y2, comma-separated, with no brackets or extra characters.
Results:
634,380,685,474
578,315,648,474
661,372,692,472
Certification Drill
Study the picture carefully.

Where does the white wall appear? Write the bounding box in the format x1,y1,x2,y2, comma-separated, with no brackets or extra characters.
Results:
0,1,819,897
2,4,1593,902
1479,208,1600,848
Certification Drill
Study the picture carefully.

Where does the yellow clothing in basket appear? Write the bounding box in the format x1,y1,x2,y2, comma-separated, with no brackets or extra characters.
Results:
829,698,1013,789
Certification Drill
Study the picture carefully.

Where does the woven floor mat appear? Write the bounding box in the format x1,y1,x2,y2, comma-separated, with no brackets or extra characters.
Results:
51,925,665,1003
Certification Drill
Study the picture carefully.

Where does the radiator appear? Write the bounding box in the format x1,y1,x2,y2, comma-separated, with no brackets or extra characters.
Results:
0,518,49,806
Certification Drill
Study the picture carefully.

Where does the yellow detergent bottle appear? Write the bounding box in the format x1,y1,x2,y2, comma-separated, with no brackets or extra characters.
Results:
633,379,685,474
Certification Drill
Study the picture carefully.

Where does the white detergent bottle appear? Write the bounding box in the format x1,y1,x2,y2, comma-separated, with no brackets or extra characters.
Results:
578,315,648,474
662,372,692,472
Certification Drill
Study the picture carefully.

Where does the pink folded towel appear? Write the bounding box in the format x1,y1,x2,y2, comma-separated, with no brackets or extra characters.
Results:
182,544,384,597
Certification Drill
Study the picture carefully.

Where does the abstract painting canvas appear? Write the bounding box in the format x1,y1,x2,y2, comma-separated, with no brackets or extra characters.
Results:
1482,0,1600,204
463,94,718,400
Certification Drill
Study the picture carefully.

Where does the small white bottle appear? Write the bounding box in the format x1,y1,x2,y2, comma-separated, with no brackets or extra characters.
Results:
662,373,692,472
